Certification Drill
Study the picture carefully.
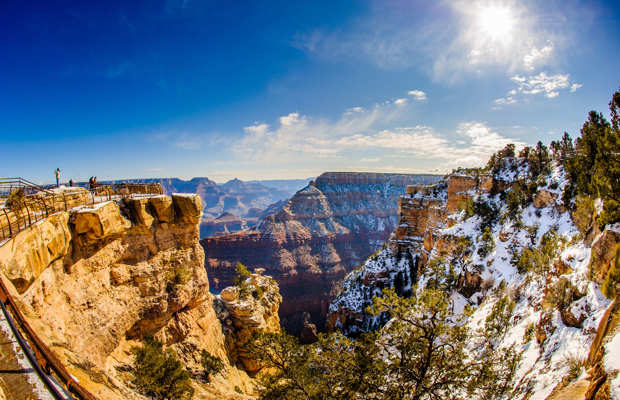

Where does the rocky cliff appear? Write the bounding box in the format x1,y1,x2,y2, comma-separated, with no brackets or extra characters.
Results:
0,194,278,399
202,172,441,335
328,157,620,399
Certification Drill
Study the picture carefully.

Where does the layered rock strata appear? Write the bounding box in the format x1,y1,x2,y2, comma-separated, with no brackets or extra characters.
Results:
0,194,260,399
202,172,441,334
213,269,282,374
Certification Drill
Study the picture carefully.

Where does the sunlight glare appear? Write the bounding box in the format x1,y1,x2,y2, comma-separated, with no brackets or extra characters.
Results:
476,6,515,42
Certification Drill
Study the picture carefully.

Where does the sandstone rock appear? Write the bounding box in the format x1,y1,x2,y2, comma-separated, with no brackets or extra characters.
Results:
172,194,202,224
149,195,175,222
446,175,478,213
71,201,131,241
215,273,282,375
590,226,620,285
299,312,319,344
533,190,557,209
0,213,71,293
123,197,155,227
0,195,256,399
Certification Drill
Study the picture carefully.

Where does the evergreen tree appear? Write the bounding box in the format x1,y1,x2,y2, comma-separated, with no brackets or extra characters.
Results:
563,90,620,226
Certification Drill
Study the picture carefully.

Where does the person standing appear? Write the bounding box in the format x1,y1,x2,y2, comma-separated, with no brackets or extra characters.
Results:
55,168,61,187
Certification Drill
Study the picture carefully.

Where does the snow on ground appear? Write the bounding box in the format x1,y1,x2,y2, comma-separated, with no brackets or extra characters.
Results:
605,333,620,399
0,308,55,400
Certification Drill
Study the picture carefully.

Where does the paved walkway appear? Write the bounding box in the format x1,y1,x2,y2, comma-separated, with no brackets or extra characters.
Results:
0,310,52,400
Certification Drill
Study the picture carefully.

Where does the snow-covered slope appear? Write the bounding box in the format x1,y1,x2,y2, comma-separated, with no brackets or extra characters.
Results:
328,160,620,399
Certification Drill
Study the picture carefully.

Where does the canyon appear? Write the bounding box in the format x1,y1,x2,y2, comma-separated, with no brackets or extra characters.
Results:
201,172,441,335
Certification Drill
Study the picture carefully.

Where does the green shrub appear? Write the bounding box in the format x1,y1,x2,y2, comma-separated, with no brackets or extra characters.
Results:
506,184,526,220
6,187,25,212
522,322,535,344
598,200,620,229
563,354,584,382
460,197,475,219
131,337,194,400
201,350,224,382
516,230,560,275
546,277,583,310
173,266,192,285
473,198,499,229
234,263,252,286
484,296,515,339
477,227,495,258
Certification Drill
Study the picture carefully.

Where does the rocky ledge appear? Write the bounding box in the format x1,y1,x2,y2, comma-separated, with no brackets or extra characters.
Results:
0,194,259,399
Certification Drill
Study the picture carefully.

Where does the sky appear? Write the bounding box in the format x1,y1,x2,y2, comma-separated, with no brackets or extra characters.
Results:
1,0,619,184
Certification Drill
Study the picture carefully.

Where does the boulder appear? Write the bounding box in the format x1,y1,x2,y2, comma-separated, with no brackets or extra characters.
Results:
533,190,557,209
71,201,131,240
172,194,202,224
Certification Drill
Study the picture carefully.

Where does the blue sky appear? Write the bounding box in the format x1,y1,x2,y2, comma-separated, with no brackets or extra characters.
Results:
1,0,619,183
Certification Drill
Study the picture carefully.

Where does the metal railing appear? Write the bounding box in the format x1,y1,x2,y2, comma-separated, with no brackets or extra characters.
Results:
1,182,163,243
0,277,94,400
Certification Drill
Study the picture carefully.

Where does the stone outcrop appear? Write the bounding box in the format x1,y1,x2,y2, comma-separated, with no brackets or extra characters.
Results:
0,194,261,399
202,172,441,333
214,269,282,374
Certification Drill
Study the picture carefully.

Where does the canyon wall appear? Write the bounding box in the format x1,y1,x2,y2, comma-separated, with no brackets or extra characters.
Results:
0,194,279,399
202,172,441,334
327,159,620,399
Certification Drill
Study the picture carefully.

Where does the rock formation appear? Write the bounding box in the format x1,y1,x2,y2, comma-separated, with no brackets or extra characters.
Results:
327,157,620,399
202,172,441,334
213,269,282,374
0,194,270,399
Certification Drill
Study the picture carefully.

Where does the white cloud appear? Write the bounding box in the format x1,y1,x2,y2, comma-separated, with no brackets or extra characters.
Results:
493,96,517,106
394,98,408,106
236,95,524,172
570,83,583,92
510,72,580,98
408,90,428,101
523,42,554,71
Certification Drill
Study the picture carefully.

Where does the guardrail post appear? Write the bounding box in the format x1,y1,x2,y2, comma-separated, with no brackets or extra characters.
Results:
3,209,12,237
25,203,32,226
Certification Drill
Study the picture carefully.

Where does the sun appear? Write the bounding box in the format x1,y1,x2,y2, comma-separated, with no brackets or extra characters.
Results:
476,5,515,42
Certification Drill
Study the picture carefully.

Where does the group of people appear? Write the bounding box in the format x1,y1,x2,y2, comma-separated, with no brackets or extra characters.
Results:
88,176,98,189
53,168,97,190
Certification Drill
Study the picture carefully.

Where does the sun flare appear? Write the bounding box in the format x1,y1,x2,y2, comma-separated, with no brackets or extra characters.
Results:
476,5,515,42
